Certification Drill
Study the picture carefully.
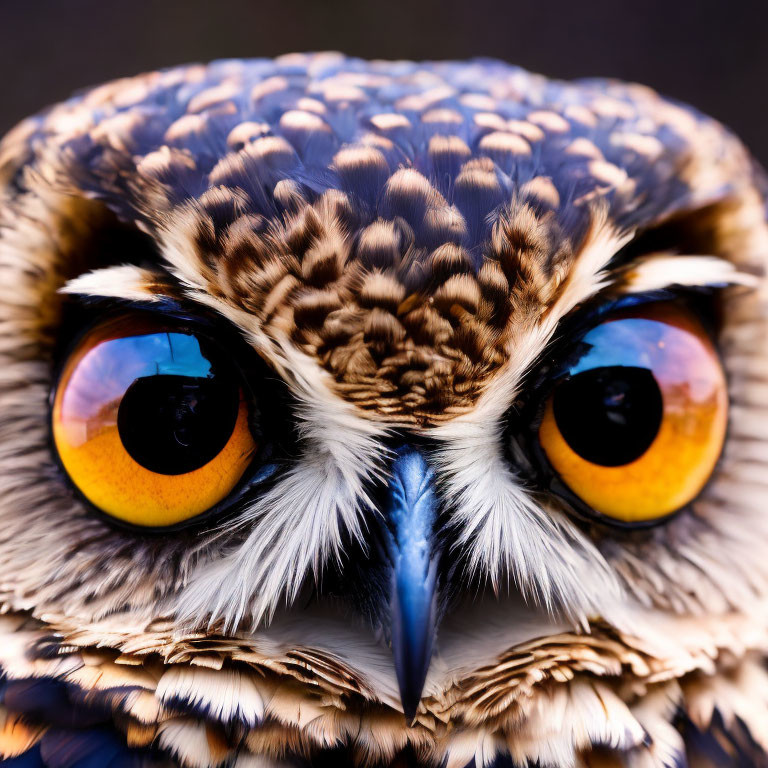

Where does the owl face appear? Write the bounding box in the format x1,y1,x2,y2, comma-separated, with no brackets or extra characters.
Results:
1,54,767,767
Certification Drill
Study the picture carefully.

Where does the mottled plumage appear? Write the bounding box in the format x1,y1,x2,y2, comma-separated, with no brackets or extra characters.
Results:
0,53,767,767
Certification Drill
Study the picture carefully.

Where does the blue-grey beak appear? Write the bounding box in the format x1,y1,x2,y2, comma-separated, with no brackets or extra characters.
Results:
381,447,440,723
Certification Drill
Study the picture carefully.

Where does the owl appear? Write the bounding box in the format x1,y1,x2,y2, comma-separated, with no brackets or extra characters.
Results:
0,51,766,768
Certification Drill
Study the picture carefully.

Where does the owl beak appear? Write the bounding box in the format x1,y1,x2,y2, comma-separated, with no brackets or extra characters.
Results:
381,447,440,724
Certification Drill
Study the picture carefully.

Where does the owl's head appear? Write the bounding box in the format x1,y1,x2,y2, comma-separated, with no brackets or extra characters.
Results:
0,54,767,767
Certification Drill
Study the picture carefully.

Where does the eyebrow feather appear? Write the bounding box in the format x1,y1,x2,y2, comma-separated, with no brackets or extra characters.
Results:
60,264,176,302
617,253,758,294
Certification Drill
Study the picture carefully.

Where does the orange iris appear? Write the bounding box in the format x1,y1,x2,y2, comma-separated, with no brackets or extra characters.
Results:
52,315,258,527
538,303,727,523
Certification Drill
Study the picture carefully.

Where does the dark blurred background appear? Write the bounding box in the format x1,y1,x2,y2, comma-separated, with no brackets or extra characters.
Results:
1,0,765,162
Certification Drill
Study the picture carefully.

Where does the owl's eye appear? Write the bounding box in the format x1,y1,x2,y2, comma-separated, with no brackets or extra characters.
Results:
52,314,259,528
538,302,728,525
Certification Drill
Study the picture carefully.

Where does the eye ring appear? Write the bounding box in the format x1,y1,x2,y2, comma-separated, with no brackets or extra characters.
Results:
531,300,728,527
50,309,282,532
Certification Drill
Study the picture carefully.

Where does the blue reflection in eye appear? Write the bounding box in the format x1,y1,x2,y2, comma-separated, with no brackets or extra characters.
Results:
69,332,214,425
109,332,213,380
570,318,666,375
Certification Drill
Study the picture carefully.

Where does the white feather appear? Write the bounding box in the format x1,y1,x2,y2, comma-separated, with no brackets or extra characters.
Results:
156,718,219,768
431,414,622,624
156,666,265,726
60,264,164,302
622,253,758,293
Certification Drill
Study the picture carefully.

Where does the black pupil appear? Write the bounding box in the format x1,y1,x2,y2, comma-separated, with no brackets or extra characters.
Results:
118,370,240,476
552,366,663,467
